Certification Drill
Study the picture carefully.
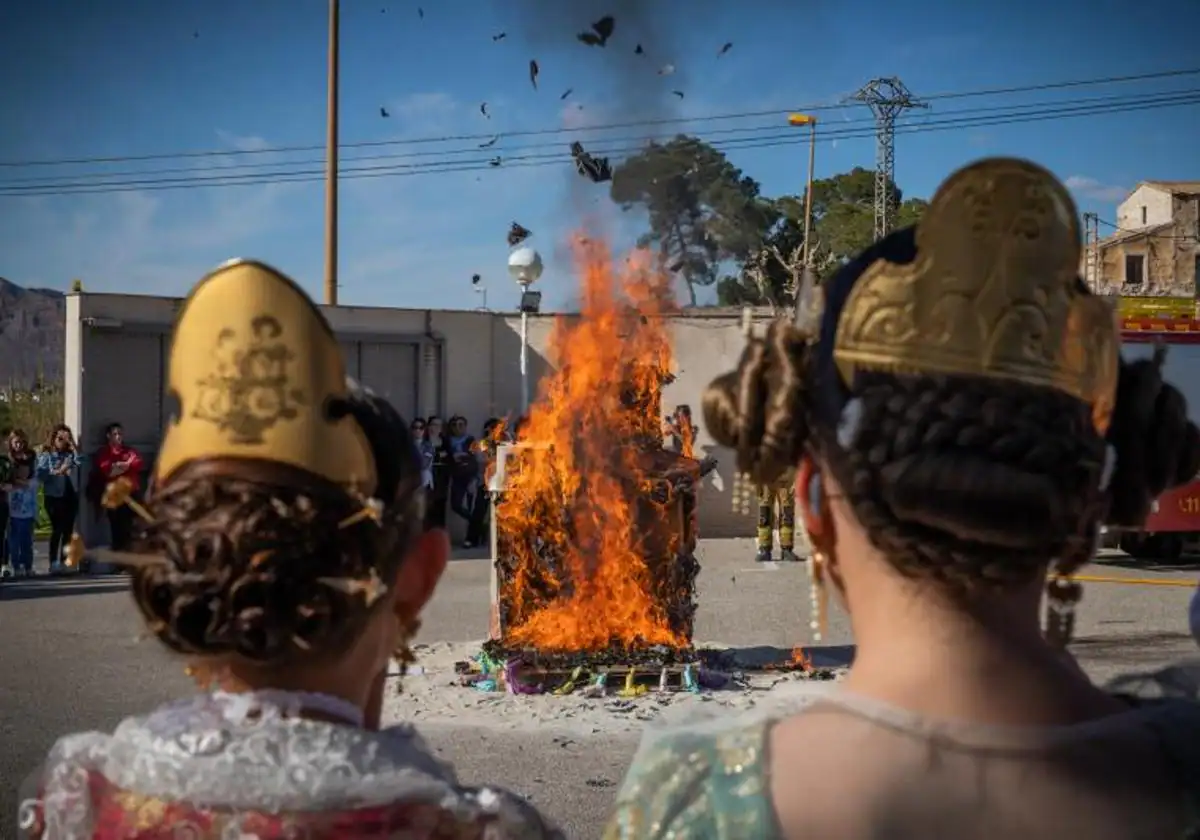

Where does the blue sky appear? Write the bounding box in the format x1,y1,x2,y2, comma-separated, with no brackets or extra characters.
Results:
2,0,1197,310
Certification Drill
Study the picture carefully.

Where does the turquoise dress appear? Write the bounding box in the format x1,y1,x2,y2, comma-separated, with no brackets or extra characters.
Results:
603,685,1200,839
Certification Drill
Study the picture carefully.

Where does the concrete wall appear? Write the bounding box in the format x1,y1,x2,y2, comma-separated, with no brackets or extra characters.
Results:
64,294,768,545
1117,184,1176,230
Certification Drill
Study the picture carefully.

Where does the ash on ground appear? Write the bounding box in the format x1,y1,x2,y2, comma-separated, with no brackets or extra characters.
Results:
383,640,850,736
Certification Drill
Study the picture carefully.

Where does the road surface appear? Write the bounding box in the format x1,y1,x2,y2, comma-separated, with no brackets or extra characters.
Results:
1,540,1196,839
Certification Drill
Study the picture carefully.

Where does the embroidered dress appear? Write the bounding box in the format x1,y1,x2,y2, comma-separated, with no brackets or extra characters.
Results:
603,689,1200,840
23,692,561,840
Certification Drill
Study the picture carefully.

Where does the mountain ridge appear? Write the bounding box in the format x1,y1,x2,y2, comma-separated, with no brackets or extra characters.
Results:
0,277,66,388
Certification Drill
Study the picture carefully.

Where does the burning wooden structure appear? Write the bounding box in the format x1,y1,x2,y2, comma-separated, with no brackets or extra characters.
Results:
480,240,719,678
486,364,715,671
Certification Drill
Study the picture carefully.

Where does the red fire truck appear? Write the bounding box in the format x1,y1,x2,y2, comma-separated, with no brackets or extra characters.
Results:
1111,299,1200,562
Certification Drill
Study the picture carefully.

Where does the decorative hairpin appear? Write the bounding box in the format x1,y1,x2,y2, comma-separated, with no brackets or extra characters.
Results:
317,567,389,607
338,497,384,530
101,477,155,522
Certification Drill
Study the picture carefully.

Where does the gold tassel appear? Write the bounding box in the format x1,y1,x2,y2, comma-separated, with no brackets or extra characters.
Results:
101,478,154,522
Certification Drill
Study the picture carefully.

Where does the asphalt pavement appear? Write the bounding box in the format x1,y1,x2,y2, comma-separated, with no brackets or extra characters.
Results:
1,540,1197,840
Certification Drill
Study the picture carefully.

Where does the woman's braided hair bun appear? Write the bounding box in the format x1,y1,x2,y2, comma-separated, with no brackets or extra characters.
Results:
702,319,812,487
1105,345,1200,526
130,384,423,666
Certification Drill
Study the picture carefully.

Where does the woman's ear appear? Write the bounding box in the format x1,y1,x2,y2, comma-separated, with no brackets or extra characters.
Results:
392,529,449,618
797,455,824,540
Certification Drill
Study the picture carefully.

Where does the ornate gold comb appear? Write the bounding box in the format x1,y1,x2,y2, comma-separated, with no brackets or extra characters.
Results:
833,158,1119,434
156,260,378,492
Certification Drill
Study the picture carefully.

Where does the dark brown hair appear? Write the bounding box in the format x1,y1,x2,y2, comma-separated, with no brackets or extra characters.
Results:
704,249,1200,595
7,428,31,463
129,386,424,667
45,423,75,452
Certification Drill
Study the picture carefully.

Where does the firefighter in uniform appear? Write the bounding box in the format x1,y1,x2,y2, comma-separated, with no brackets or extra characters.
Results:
756,469,800,562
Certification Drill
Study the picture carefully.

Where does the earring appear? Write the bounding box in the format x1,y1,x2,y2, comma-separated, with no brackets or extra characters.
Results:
1044,573,1083,647
392,615,422,694
731,472,752,516
809,551,828,643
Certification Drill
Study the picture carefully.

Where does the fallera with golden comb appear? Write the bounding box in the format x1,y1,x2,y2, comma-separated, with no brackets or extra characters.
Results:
608,158,1200,840
156,259,377,492
30,260,564,839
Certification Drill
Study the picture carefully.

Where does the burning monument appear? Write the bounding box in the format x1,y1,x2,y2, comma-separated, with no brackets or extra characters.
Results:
482,240,714,690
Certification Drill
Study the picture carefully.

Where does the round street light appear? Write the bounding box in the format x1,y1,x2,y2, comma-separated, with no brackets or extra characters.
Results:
507,247,544,288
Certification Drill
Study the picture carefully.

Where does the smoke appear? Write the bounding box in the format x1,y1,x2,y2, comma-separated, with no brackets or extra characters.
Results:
501,0,709,131
499,1,723,299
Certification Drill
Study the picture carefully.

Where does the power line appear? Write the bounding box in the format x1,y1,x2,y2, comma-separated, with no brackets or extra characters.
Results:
1097,218,1198,241
3,66,1199,170
1,87,1184,189
4,90,1197,198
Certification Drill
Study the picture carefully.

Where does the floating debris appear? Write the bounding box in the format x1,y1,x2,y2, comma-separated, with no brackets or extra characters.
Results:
577,15,615,47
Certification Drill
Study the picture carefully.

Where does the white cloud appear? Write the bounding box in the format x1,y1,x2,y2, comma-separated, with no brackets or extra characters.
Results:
214,129,272,153
1064,175,1129,204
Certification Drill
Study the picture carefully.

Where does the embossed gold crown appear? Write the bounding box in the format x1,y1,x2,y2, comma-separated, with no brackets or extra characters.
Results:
155,260,377,491
833,158,1119,433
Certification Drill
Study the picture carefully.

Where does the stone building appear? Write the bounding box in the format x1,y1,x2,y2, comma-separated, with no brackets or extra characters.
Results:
1083,181,1200,297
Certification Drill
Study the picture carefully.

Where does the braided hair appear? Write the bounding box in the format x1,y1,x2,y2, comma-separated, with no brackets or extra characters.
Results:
703,227,1200,596
129,383,425,667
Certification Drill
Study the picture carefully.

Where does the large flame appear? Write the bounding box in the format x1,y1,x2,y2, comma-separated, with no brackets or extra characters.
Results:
495,236,685,653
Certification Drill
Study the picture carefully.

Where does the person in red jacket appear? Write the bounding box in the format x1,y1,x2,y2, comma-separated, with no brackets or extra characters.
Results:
88,422,144,555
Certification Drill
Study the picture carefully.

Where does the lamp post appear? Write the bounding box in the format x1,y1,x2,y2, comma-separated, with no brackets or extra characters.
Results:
787,113,818,270
788,113,818,323
471,274,488,311
507,246,544,412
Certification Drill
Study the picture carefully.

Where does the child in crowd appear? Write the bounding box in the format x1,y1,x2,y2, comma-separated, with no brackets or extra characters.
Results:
0,432,11,579
5,430,38,577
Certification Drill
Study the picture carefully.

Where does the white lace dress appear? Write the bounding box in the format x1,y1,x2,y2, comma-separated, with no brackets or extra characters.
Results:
22,692,561,839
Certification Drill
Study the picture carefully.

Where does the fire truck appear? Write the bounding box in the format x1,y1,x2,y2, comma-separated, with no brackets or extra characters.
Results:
1110,297,1200,562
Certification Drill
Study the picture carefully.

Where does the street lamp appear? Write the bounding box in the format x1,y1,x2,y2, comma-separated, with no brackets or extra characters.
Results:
787,113,818,265
471,273,488,311
507,246,544,411
788,112,818,323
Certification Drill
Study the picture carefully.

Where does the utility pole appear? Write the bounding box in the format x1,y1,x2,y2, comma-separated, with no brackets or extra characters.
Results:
1082,212,1101,292
324,0,340,306
848,78,927,240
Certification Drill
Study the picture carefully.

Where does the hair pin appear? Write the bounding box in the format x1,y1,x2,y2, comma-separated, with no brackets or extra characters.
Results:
317,568,389,607
249,550,274,569
101,478,155,523
338,497,384,530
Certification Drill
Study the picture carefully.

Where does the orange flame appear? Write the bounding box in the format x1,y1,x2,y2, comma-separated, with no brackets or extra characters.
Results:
787,645,813,671
495,237,685,653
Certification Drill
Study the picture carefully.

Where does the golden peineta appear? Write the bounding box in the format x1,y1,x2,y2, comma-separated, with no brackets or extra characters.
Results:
832,158,1119,434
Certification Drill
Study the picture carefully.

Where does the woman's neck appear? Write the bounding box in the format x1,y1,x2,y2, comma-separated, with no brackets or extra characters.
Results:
210,666,375,728
843,584,1122,727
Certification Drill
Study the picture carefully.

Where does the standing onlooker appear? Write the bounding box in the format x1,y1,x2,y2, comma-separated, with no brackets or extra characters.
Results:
5,429,38,577
664,404,698,457
87,422,144,555
0,426,11,578
464,418,503,548
37,424,83,573
424,415,450,531
445,415,478,530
